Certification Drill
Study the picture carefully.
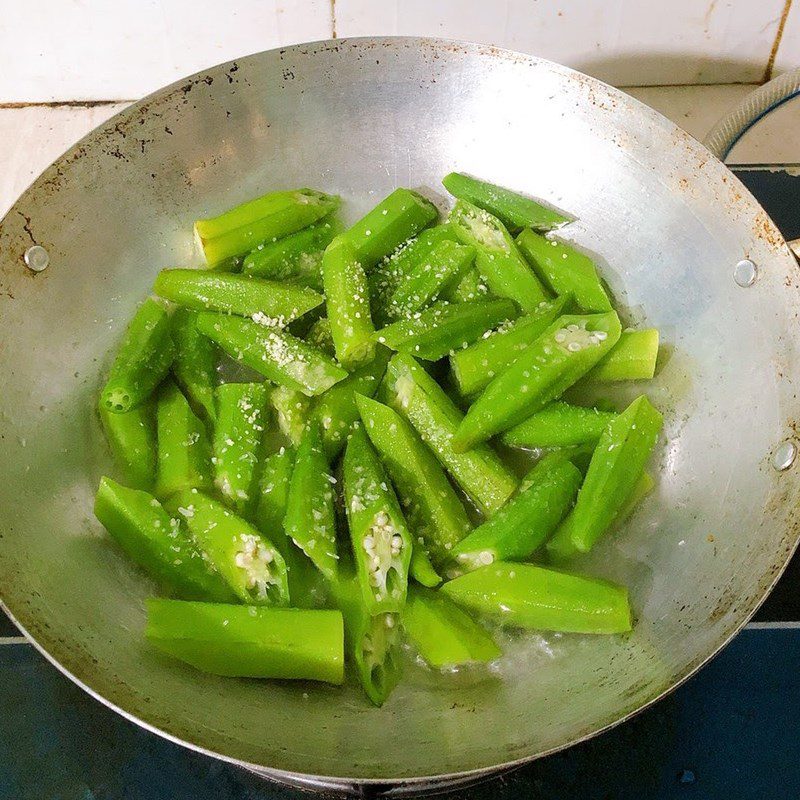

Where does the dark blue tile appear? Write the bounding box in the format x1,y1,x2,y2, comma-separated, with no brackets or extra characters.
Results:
0,608,20,637
1,628,799,800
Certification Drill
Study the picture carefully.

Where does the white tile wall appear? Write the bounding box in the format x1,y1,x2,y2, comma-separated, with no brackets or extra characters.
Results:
0,0,331,103
334,0,787,86
0,0,793,102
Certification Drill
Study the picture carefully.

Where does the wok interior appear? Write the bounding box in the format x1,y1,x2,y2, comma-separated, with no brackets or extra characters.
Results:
1,39,799,782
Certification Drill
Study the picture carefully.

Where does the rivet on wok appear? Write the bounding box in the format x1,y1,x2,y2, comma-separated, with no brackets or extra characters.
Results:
733,259,757,287
772,440,797,471
24,245,49,273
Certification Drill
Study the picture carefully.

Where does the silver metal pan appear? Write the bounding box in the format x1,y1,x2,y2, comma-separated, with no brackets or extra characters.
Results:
2,37,800,795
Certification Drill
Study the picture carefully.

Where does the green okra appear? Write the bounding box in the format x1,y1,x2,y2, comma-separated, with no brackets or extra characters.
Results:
194,188,340,264
101,298,174,414
312,347,390,460
343,188,438,271
380,353,518,516
306,316,336,356
452,311,622,451
322,236,376,368
449,294,572,396
94,477,235,602
546,471,655,561
404,586,500,668
444,267,489,303
99,400,156,491
387,239,475,317
269,385,312,447
376,298,518,362
336,576,403,706
369,224,459,323
356,394,471,568
254,447,325,608
410,548,442,588
241,218,342,287
154,381,213,499
146,599,344,684
584,329,660,383
569,395,662,553
449,454,581,571
516,228,611,313
442,562,632,634
442,172,570,232
167,489,290,605
448,199,549,312
283,422,339,582
213,382,268,515
343,426,413,615
196,312,347,396
154,269,323,323
170,307,217,424
502,401,618,449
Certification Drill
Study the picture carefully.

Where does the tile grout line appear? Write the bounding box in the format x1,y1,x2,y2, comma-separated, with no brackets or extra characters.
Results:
764,0,794,82
330,0,337,39
0,636,29,645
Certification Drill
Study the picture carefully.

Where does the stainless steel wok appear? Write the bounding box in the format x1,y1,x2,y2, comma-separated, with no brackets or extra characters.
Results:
2,37,800,795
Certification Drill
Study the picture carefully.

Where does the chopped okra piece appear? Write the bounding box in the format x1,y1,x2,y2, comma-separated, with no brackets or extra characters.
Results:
196,312,347,396
283,422,339,582
270,385,312,447
154,381,213,499
381,353,518,516
194,188,340,264
584,329,660,383
502,401,618,450
154,269,323,324
404,586,500,667
312,347,390,460
254,447,325,607
146,599,344,684
449,295,572,396
356,394,471,568
448,199,549,312
167,489,289,605
387,239,475,317
343,426,413,615
546,471,655,561
94,477,235,602
343,188,438,271
101,298,174,414
170,307,217,424
516,228,612,313
569,395,662,553
322,236,376,369
442,172,570,232
376,298,518,362
336,576,403,706
442,562,632,634
444,267,490,303
449,454,581,571
452,311,621,451
213,382,268,515
369,224,459,324
99,400,156,491
241,218,342,287
306,316,336,356
410,547,442,588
